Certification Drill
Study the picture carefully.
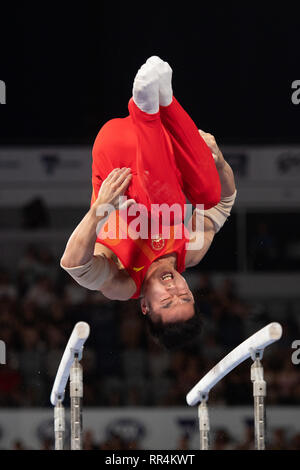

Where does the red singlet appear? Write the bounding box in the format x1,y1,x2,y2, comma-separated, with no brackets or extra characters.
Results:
96,209,189,299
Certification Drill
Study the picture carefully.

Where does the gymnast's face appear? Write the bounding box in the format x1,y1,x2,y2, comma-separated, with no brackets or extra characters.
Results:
141,266,195,323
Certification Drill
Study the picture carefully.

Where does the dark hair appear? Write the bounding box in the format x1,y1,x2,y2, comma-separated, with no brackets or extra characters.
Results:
145,303,203,351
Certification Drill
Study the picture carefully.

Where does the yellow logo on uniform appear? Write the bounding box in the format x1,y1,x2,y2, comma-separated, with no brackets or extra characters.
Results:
133,266,145,272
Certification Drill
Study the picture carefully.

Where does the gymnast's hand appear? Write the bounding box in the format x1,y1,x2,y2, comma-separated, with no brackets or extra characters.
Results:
95,168,135,210
199,130,226,170
199,130,236,199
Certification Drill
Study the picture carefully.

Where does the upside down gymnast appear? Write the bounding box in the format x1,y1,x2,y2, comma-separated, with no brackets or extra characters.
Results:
61,56,237,350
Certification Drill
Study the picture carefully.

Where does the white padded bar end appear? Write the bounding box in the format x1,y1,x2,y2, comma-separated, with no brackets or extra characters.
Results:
186,323,282,407
50,322,90,406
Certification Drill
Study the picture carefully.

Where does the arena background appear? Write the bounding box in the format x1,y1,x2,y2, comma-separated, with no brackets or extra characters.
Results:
0,4,300,450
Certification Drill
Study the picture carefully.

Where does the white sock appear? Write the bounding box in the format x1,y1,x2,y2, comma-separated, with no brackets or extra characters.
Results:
132,63,159,114
146,56,173,107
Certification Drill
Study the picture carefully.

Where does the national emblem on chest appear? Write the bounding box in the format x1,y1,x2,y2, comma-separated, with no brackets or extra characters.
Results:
151,234,166,251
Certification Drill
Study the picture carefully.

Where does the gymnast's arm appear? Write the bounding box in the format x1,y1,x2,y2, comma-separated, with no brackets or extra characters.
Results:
60,168,136,300
185,131,237,268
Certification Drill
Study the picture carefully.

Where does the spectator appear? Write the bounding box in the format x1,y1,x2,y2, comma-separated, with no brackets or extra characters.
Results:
0,269,17,301
17,245,41,295
212,428,234,450
21,197,50,229
83,430,98,450
269,428,289,451
17,326,46,405
234,419,255,450
25,276,57,309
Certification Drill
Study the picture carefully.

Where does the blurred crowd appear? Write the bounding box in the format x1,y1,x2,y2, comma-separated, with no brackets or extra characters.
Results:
0,244,300,450
7,426,300,451
0,244,299,409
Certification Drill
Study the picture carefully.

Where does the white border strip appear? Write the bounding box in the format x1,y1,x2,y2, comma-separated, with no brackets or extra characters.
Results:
186,323,282,406
50,322,90,406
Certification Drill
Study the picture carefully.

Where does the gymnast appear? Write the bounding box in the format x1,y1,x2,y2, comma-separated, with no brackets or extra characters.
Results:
61,56,236,349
